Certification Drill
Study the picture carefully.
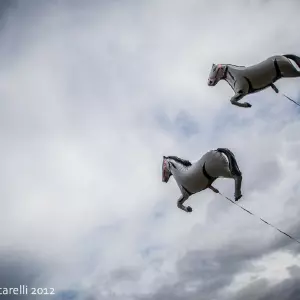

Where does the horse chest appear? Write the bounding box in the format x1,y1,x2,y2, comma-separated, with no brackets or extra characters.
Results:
225,70,237,90
174,165,209,193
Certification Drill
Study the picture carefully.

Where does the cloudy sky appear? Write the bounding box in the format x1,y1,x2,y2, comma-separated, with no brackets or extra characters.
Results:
1,0,300,299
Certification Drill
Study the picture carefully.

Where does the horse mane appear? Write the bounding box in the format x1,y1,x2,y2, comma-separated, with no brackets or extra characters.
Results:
166,156,192,167
225,63,245,68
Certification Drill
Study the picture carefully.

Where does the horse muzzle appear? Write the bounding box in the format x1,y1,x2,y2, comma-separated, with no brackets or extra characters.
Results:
207,79,216,86
162,177,169,183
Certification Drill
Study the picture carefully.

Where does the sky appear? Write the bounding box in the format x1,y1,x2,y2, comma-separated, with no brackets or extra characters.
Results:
1,0,300,299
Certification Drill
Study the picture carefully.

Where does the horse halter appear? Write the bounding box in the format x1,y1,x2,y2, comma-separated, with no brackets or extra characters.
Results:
162,157,172,183
208,64,226,86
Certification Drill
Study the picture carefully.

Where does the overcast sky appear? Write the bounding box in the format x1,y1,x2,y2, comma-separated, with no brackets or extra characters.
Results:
1,0,300,299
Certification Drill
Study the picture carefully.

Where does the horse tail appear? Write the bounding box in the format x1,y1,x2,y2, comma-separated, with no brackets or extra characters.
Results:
216,148,242,177
283,54,300,69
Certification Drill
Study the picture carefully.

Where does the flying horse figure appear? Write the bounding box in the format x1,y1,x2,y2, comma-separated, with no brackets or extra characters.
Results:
207,54,300,108
162,148,243,213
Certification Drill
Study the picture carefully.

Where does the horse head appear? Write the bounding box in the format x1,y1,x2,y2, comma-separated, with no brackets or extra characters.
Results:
162,156,192,183
162,156,172,183
207,63,227,86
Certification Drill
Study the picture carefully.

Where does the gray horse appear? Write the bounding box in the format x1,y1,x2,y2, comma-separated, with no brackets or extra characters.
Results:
162,148,243,213
207,54,300,108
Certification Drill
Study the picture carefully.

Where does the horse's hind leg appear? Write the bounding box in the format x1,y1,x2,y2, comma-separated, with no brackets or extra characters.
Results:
233,175,243,201
280,54,300,77
215,148,243,201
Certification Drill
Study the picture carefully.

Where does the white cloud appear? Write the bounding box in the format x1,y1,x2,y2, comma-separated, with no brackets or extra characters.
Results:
1,0,300,299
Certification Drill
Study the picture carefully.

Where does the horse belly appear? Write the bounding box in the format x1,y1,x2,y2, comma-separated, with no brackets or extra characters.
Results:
182,166,209,193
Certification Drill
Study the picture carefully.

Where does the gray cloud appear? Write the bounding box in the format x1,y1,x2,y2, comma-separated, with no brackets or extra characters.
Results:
0,251,45,300
233,265,300,300
136,232,300,300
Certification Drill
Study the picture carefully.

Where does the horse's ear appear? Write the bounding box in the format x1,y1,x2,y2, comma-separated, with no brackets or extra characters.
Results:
163,156,166,159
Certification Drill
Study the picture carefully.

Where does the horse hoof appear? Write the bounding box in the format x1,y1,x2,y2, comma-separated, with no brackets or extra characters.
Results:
235,194,242,201
186,206,193,212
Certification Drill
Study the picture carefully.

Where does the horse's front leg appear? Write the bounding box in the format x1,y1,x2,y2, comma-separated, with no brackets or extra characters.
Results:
177,195,192,213
230,92,252,108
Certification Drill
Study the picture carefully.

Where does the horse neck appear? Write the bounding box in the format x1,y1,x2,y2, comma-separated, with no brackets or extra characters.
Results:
168,159,189,177
222,64,237,86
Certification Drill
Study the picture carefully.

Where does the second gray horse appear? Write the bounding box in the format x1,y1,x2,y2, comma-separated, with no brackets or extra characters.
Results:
208,54,300,108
